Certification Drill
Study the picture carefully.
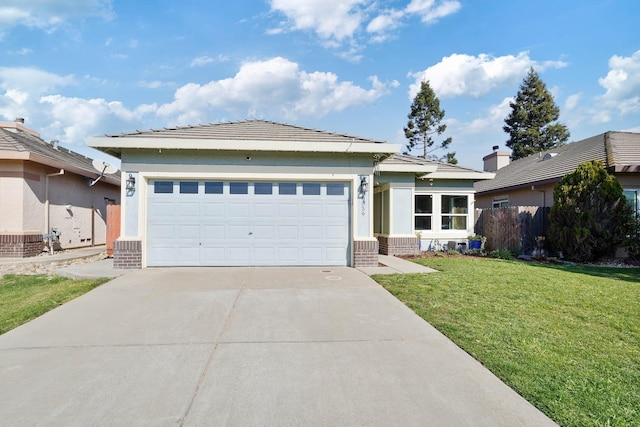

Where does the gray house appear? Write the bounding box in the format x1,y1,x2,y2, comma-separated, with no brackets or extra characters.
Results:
89,120,493,268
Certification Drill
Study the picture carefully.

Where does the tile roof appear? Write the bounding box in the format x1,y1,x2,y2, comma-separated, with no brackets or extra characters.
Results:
106,119,387,144
0,127,120,183
475,131,640,193
381,153,494,180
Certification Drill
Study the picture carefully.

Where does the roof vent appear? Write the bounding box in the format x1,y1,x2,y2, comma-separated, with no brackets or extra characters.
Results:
14,117,25,124
51,140,59,150
542,152,557,161
492,145,499,152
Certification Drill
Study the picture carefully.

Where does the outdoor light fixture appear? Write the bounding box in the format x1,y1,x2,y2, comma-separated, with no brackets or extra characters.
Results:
360,176,369,194
126,173,136,191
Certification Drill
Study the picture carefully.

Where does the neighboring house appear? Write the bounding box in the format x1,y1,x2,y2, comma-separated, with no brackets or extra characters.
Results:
88,120,493,269
475,132,640,215
0,119,121,257
375,154,494,254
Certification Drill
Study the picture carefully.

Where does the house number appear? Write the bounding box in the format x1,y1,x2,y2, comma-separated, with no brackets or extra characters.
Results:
361,199,366,216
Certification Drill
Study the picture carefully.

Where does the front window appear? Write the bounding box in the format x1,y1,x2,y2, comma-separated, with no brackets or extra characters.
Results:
441,195,468,230
624,190,639,216
415,195,433,230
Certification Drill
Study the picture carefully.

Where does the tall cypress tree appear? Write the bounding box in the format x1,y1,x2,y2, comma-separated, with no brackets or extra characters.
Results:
404,80,454,162
503,68,570,160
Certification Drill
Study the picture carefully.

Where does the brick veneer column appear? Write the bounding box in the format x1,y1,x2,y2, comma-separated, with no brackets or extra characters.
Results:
377,236,419,256
113,239,142,269
0,234,43,258
353,239,379,268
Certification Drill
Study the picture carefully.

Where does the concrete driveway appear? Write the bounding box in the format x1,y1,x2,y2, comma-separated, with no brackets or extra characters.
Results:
0,267,556,426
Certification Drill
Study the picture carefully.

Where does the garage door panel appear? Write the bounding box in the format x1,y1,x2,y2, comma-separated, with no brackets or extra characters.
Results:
203,202,225,217
326,225,348,239
253,247,275,263
201,247,225,263
178,202,200,217
277,225,298,239
227,203,250,217
253,225,275,239
278,203,298,217
301,225,323,239
253,203,275,218
177,224,199,239
301,204,322,217
202,225,225,239
148,180,350,266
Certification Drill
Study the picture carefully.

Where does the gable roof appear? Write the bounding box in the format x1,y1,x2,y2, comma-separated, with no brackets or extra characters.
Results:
0,124,120,186
475,131,640,194
380,153,494,180
88,120,400,157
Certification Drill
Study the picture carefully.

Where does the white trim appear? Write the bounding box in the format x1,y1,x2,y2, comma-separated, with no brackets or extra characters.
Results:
419,171,495,180
88,136,400,155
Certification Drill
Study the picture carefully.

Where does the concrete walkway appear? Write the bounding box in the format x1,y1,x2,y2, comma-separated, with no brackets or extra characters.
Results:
0,266,556,426
359,254,438,275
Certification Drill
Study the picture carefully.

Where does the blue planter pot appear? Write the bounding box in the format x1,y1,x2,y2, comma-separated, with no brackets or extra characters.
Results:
469,240,482,250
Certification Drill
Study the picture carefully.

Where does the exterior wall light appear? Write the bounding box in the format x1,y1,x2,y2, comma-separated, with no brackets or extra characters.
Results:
360,176,369,194
126,173,136,191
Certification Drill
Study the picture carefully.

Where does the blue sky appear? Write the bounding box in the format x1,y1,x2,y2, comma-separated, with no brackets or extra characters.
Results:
1,0,639,169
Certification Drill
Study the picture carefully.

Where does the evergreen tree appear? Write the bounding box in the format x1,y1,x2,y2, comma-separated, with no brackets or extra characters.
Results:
503,68,570,160
404,81,455,162
547,160,634,262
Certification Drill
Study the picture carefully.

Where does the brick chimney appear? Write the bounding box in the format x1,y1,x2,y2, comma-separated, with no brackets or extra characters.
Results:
483,145,510,172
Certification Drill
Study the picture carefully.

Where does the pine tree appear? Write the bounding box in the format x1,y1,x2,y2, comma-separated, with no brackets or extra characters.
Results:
404,81,454,162
503,68,570,160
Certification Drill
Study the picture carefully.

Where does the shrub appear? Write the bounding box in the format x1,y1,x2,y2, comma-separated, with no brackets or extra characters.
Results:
625,217,640,262
547,160,634,262
489,249,515,260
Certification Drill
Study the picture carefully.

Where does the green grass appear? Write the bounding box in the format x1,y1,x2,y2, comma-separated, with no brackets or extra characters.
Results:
373,257,640,427
0,274,109,335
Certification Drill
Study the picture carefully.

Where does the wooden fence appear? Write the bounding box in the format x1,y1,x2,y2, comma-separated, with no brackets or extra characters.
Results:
474,206,550,254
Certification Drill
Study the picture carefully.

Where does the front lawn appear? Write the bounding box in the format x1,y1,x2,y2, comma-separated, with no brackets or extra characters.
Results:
373,256,640,427
0,274,109,335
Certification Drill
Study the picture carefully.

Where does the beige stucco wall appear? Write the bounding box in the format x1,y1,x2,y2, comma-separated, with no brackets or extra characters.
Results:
0,160,27,232
0,160,120,249
475,183,555,209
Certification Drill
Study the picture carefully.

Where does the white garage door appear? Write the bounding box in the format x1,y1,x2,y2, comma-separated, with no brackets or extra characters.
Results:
147,180,351,266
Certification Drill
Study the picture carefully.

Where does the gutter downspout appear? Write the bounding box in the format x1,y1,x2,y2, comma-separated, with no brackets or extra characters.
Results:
45,169,65,254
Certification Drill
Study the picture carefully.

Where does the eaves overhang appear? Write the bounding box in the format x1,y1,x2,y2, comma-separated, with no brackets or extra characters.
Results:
0,150,121,186
87,136,401,158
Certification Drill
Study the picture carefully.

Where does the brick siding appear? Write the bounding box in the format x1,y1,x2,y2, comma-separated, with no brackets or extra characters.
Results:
353,239,379,268
113,239,142,269
0,234,43,258
377,236,419,256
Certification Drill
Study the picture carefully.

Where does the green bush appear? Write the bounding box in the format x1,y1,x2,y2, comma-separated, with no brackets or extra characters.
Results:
625,217,640,262
488,249,515,260
548,160,634,262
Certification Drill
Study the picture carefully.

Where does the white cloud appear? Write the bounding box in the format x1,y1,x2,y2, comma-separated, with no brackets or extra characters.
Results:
405,0,461,24
0,0,114,32
268,0,367,41
565,93,581,111
598,50,640,114
409,51,568,99
7,47,33,56
0,67,74,95
190,54,229,68
0,58,394,144
156,57,394,123
269,0,461,53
